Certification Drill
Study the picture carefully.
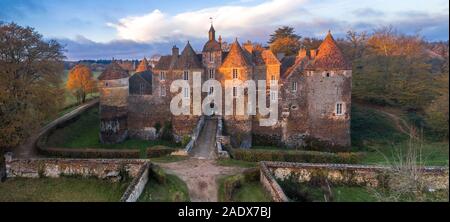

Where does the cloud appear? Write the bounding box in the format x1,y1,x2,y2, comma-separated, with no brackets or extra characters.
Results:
107,0,308,43
352,8,385,17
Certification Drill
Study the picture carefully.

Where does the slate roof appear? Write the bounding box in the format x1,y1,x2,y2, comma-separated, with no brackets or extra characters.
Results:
134,70,153,84
154,55,176,70
306,31,351,70
98,61,129,80
280,56,297,79
173,42,203,70
203,40,222,52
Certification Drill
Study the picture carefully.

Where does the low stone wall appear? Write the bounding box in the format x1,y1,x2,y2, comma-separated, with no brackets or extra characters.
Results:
216,117,230,159
259,162,289,202
5,154,147,180
4,153,152,202
178,115,205,155
260,161,449,202
120,161,150,202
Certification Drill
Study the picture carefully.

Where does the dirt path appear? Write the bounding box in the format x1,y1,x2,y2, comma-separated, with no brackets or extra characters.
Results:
158,158,245,202
14,99,99,158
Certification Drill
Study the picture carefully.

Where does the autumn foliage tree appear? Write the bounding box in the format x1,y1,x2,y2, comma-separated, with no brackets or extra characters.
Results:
0,23,65,150
66,64,97,104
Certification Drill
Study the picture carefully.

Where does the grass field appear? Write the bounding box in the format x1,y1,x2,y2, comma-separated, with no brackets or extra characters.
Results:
351,104,449,166
0,177,129,202
138,174,189,202
46,106,179,153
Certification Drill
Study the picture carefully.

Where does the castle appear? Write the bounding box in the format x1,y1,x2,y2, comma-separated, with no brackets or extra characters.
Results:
97,24,352,149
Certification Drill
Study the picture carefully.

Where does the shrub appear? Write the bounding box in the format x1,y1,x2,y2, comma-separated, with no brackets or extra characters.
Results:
161,121,173,141
221,168,260,202
146,146,175,158
181,135,191,147
38,147,140,159
230,149,363,164
149,165,167,185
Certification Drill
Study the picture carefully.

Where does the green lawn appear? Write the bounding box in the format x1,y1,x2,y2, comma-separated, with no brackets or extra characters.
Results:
46,106,179,153
0,177,129,202
352,104,449,166
218,175,272,202
138,174,189,202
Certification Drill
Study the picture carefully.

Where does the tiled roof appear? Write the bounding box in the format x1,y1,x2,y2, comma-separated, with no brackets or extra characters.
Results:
222,39,252,67
133,70,153,84
135,58,150,72
261,50,281,66
173,42,203,70
307,31,351,70
98,61,129,80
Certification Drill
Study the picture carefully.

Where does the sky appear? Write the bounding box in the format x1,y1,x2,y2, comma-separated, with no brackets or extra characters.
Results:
1,0,448,60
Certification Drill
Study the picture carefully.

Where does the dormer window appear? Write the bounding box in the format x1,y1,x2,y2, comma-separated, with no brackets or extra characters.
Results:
209,69,215,79
232,69,238,79
183,71,189,80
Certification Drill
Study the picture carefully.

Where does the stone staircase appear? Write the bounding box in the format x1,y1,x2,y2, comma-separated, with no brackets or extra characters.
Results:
190,118,218,160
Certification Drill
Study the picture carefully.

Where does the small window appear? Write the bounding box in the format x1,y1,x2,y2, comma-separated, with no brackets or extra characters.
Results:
160,85,166,97
183,87,189,98
270,75,276,85
232,69,238,79
292,81,297,92
326,72,330,77
183,71,189,80
209,87,214,95
105,82,109,87
209,69,215,79
140,83,145,95
336,103,344,115
270,90,277,101
209,52,214,62
160,71,166,80
233,87,237,97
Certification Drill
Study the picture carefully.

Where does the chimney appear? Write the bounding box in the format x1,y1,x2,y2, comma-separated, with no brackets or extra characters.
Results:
310,49,317,59
298,48,308,59
172,45,179,57
243,40,253,53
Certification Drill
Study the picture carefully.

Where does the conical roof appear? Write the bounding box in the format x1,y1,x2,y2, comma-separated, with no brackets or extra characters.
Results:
135,58,150,72
98,61,129,80
308,31,351,70
173,42,203,69
222,39,252,67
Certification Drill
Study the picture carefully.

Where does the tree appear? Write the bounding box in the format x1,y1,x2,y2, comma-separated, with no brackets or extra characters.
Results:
66,64,97,104
0,23,65,150
268,26,301,56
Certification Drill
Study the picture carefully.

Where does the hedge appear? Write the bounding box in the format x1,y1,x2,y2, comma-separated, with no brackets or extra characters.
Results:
38,147,140,159
146,146,176,158
229,149,363,164
221,168,260,202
